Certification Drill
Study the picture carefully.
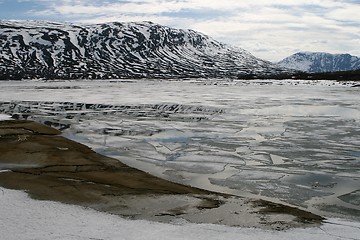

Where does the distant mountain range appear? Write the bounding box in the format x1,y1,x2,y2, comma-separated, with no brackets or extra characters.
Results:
0,20,291,80
277,52,360,73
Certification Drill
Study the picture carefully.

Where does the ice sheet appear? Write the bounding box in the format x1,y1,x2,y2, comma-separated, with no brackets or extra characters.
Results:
0,79,359,221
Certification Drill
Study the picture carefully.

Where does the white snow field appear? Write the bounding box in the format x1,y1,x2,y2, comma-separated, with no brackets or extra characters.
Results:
1,187,360,240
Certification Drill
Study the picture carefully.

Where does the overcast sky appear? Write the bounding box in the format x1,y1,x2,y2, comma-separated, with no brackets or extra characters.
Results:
0,0,359,61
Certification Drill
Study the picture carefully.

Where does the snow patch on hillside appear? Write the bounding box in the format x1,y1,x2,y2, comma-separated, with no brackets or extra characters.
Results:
0,20,291,80
0,114,11,120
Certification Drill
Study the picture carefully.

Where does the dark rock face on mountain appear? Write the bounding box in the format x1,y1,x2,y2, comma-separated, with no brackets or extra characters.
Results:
0,20,290,80
277,52,360,73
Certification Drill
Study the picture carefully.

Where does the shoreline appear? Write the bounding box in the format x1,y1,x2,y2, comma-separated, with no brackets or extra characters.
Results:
0,120,323,230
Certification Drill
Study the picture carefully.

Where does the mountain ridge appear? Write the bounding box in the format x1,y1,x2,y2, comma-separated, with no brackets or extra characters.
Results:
0,20,292,80
277,52,360,73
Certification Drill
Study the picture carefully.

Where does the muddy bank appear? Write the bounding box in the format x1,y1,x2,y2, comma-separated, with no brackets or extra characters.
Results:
0,120,323,230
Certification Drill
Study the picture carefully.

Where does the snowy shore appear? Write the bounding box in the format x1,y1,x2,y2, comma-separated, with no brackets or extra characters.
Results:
1,186,359,240
0,120,323,229
0,119,359,239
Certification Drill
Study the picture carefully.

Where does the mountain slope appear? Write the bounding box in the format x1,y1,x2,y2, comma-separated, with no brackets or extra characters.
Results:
0,20,290,80
277,52,360,73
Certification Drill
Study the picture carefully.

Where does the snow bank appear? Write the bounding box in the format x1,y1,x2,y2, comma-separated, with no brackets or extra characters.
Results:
0,114,11,120
0,187,359,240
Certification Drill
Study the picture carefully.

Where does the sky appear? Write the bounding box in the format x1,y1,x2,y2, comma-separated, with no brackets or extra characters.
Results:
0,0,359,61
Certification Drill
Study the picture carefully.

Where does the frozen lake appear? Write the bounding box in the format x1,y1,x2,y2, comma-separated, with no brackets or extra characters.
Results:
0,79,359,220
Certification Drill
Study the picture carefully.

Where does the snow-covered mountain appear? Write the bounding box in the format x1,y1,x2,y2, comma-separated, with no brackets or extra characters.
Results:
0,20,291,80
277,52,360,73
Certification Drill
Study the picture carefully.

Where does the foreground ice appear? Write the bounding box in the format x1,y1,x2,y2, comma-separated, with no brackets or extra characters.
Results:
0,79,359,221
1,187,359,240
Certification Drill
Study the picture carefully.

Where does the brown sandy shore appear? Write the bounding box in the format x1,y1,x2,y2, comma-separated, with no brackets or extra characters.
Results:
0,120,323,230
